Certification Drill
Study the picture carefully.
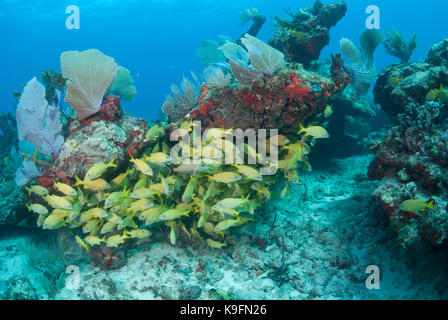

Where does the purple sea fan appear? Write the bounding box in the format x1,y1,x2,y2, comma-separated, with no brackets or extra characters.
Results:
16,77,64,157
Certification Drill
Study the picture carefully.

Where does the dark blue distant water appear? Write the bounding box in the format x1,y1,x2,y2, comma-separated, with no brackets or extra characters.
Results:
0,0,446,120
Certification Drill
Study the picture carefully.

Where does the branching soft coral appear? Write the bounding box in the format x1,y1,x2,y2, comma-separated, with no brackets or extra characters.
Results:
384,29,417,63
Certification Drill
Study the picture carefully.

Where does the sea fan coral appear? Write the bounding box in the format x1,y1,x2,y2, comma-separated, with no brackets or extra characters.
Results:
161,74,201,120
241,34,285,75
16,77,64,157
61,49,119,120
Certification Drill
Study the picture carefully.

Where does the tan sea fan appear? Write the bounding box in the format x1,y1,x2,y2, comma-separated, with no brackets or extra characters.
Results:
61,49,119,120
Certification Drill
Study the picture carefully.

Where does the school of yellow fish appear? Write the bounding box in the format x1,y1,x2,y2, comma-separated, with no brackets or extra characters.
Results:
26,120,329,251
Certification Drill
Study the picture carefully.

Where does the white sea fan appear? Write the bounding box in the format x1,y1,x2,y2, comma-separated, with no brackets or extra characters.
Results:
16,77,64,156
241,34,285,75
206,68,231,89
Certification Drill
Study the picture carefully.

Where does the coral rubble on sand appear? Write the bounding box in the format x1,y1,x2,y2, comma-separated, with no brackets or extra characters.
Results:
369,40,448,247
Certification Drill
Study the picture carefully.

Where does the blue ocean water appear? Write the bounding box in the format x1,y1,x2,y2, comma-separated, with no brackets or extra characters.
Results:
0,0,446,119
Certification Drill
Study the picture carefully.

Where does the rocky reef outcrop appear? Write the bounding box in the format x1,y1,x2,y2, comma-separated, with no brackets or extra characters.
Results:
369,40,448,247
189,56,350,134
269,0,347,68
51,96,148,180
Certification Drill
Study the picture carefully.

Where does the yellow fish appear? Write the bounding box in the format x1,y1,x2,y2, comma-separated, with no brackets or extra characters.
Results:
128,199,154,213
82,219,100,233
212,196,249,211
233,164,263,182
84,235,105,246
141,207,165,225
89,207,109,218
100,221,117,234
160,176,173,196
43,213,65,229
323,105,333,118
399,199,434,213
182,176,198,203
127,229,151,239
104,190,128,208
84,158,117,180
108,214,124,225
159,209,190,221
209,172,242,184
106,232,129,247
75,235,89,252
206,238,227,249
54,182,77,196
44,195,73,210
173,163,209,174
298,124,329,139
215,218,242,232
169,226,176,245
129,154,153,176
75,176,111,192
144,152,170,164
111,168,134,186
25,185,49,196
26,203,49,215
130,188,158,199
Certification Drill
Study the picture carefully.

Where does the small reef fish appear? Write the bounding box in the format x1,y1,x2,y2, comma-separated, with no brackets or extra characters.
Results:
108,214,124,225
141,207,165,225
323,105,333,118
173,163,209,174
215,218,242,232
127,229,151,239
84,235,105,246
82,219,100,233
212,196,249,211
25,185,49,196
129,154,153,176
75,235,89,252
104,190,127,208
75,176,111,192
26,203,49,215
298,124,329,139
399,199,435,213
101,221,117,234
159,209,190,221
130,188,158,199
182,176,198,203
89,208,109,218
209,172,242,184
45,195,73,210
233,164,263,182
84,159,117,180
106,232,129,248
43,213,66,230
206,238,227,249
54,182,77,196
128,199,154,213
111,168,134,186
169,226,176,245
144,152,170,164
118,214,138,230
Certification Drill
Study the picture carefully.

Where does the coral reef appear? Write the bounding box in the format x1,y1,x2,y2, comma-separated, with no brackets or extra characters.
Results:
19,35,349,257
189,56,349,133
369,40,448,247
270,0,347,68
53,97,148,179
61,49,119,120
